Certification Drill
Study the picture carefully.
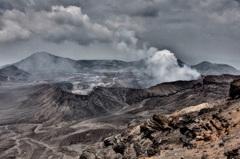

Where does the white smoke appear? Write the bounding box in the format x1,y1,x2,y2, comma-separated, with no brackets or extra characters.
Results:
115,27,157,58
114,27,200,87
146,50,200,85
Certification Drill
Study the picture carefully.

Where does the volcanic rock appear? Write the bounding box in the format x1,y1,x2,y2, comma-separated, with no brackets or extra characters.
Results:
229,79,240,99
80,78,240,159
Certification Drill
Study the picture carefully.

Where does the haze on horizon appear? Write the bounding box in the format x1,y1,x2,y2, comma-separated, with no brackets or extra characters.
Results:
0,0,240,69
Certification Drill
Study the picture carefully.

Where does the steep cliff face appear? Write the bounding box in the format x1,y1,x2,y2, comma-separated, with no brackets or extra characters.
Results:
16,85,128,124
229,79,240,99
80,79,240,159
203,74,240,84
125,80,201,104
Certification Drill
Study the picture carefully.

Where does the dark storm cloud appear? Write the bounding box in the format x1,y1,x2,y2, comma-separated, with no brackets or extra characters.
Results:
1,0,240,45
0,1,13,10
0,0,240,68
0,0,82,11
115,0,161,17
0,5,112,44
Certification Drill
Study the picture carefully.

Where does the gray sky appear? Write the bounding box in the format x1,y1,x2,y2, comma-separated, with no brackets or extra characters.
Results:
0,0,240,68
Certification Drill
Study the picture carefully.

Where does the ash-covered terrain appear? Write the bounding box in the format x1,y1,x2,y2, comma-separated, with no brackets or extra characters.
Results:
1,52,239,90
0,52,240,159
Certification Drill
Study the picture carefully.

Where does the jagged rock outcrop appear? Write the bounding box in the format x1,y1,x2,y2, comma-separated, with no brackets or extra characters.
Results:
80,80,240,159
229,79,240,99
203,74,240,84
125,80,201,104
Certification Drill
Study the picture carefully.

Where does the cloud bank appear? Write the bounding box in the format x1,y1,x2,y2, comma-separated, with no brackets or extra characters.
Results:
1,0,240,68
0,5,112,44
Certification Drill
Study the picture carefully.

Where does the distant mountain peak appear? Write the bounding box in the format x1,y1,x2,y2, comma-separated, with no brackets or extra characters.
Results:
14,52,77,74
192,61,239,75
27,52,57,59
32,51,51,56
4,52,239,77
198,61,212,65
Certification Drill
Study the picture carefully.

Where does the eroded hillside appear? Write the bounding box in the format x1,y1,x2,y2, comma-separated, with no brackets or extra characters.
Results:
0,75,240,159
80,79,240,159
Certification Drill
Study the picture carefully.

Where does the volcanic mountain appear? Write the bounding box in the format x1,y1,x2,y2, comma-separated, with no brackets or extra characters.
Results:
14,52,77,74
11,52,240,76
13,52,141,74
192,61,240,75
0,65,30,81
0,52,240,158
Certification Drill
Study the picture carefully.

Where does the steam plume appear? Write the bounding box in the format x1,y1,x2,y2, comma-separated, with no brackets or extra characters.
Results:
115,27,200,87
146,50,200,85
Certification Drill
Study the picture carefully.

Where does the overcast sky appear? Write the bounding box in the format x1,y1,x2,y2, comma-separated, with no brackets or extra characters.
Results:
0,0,240,68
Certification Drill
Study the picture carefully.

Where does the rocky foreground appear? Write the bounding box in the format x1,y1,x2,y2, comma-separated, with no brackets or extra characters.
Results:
80,79,240,159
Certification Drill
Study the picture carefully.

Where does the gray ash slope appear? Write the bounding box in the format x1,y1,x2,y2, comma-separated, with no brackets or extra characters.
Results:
5,74,240,125
14,52,77,74
0,65,30,81
192,61,240,75
13,52,144,74
1,75,240,158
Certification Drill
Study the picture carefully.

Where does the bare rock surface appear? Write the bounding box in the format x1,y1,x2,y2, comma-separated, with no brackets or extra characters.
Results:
229,79,240,99
80,78,240,159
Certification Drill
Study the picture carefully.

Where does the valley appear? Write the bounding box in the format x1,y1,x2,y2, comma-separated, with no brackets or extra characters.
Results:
0,52,240,159
0,74,240,158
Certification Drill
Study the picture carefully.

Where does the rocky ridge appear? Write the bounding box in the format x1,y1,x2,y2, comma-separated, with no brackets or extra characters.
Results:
80,79,240,159
192,61,240,75
0,65,30,81
11,75,240,125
